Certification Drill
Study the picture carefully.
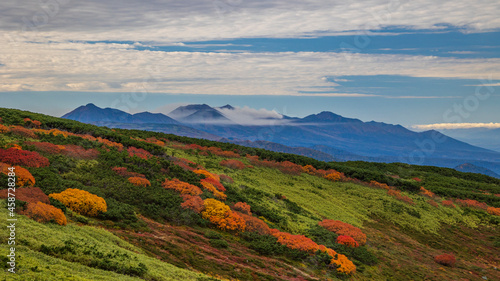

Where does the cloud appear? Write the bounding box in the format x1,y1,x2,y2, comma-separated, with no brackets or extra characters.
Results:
412,123,500,130
215,105,285,125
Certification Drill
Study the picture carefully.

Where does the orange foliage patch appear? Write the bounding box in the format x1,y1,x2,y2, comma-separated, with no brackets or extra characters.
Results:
0,163,36,187
180,195,204,213
455,198,488,210
420,186,435,198
193,169,220,181
318,219,367,245
434,254,456,267
200,180,227,200
324,170,345,182
336,235,359,248
233,202,251,215
49,188,107,217
128,177,151,187
202,198,246,232
21,202,67,225
487,207,500,216
201,177,226,192
236,212,271,235
162,178,203,196
0,124,9,133
24,141,63,154
441,200,455,208
61,145,100,160
369,180,391,190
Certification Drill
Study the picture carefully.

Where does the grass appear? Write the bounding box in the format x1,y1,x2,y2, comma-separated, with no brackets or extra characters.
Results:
0,201,209,281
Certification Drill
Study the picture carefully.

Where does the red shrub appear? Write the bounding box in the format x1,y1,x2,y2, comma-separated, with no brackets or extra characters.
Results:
9,126,37,138
21,202,67,225
127,146,153,160
0,187,49,204
61,145,100,160
233,202,251,215
207,146,240,158
220,159,246,170
201,177,226,192
434,254,456,267
24,141,62,154
319,219,367,245
112,167,146,178
128,177,151,187
487,207,500,216
180,195,204,213
336,235,359,248
441,200,455,208
237,212,271,235
428,200,439,208
277,161,303,175
413,177,422,182
0,148,49,167
455,199,488,210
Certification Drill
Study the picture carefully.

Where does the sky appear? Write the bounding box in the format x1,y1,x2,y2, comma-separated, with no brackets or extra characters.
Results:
0,0,499,130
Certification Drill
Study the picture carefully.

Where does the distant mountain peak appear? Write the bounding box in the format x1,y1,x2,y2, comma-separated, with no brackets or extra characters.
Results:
218,104,235,110
297,111,361,123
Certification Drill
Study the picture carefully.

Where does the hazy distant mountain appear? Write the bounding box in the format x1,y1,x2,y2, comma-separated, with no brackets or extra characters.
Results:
62,103,500,176
454,163,500,179
62,103,179,125
437,128,500,153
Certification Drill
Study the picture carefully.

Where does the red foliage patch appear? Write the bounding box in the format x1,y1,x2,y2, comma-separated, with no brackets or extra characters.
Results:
441,200,455,208
180,194,204,213
112,167,146,179
24,141,63,154
127,146,153,160
220,159,247,170
61,145,100,160
0,148,49,167
455,198,488,210
487,207,500,216
162,178,203,196
237,212,271,235
9,126,37,138
219,174,234,183
201,177,226,192
336,235,359,248
233,202,251,215
434,254,456,267
318,219,367,245
0,187,49,204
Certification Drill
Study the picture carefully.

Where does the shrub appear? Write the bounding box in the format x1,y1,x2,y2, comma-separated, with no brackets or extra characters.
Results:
420,187,435,198
204,230,223,239
209,239,228,249
49,188,107,217
10,126,37,138
219,174,234,183
233,202,251,215
487,207,500,216
193,169,220,181
0,148,49,167
127,146,152,160
61,145,99,160
237,212,272,235
0,163,36,187
112,167,146,179
0,124,10,133
180,195,204,213
201,177,226,192
202,198,246,232
318,219,367,246
21,202,67,225
200,180,227,200
0,187,49,204
336,235,359,248
24,141,62,154
455,198,488,210
434,254,456,267
441,200,455,208
220,159,246,170
128,177,151,187
162,178,203,196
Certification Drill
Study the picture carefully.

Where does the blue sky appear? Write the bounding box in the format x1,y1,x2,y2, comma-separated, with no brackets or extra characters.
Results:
0,0,500,130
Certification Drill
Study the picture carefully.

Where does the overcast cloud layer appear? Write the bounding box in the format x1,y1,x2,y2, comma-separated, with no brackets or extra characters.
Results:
0,0,499,95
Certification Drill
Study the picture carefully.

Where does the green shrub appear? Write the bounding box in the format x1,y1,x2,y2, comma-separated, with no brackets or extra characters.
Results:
209,239,228,249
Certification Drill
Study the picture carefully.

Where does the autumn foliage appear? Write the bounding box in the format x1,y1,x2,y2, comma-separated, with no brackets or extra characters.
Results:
200,180,227,200
434,254,456,267
455,198,488,210
0,187,49,204
219,159,247,170
194,169,220,181
180,194,204,213
486,207,500,216
127,146,153,160
237,212,271,235
61,145,100,159
0,163,36,187
201,177,226,192
112,167,146,179
441,200,455,208
21,202,67,225
0,148,49,167
318,219,367,245
0,124,9,133
9,126,37,138
336,235,359,248
49,188,107,217
24,141,63,154
162,178,203,196
128,177,151,187
202,199,246,232
219,174,234,183
420,187,435,198
232,202,251,215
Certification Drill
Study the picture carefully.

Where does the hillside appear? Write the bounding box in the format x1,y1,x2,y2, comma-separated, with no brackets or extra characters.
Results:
1,107,500,281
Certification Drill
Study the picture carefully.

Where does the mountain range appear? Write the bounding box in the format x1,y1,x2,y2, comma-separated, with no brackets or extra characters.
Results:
62,103,500,177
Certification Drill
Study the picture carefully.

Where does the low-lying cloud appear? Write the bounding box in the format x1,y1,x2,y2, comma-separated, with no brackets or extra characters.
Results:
412,123,500,130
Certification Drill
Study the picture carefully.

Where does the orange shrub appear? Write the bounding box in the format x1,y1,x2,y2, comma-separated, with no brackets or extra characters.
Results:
0,163,36,187
336,235,359,248
180,195,204,213
202,198,245,232
324,171,344,182
0,124,9,133
434,254,456,267
319,219,367,245
162,178,203,196
487,207,500,216
277,161,303,175
24,141,63,154
233,202,251,215
193,169,220,181
237,212,271,235
219,159,246,170
128,177,151,187
369,180,391,190
49,188,107,217
61,145,99,160
455,199,488,210
441,200,455,208
200,180,227,200
22,202,67,225
201,177,226,192
219,174,234,183
420,186,435,198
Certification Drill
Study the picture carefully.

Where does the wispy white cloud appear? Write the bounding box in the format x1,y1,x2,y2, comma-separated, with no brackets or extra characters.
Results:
217,106,285,125
412,123,500,130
